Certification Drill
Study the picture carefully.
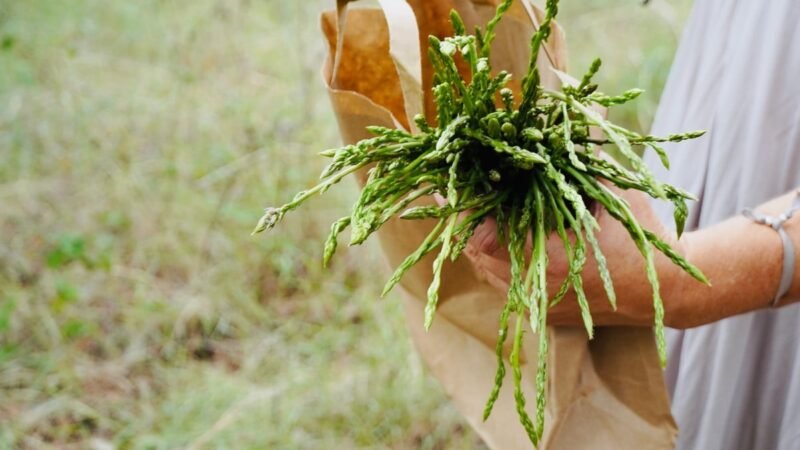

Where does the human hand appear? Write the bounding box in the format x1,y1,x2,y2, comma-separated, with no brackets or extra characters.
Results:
445,182,690,328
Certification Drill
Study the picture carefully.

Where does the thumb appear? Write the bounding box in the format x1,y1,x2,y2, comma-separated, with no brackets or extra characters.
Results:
466,215,509,260
433,193,508,259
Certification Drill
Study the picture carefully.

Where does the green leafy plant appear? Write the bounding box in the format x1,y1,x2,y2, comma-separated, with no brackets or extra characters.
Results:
254,0,707,444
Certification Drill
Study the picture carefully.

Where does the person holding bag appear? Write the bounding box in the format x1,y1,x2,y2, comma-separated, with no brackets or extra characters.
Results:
466,1,800,448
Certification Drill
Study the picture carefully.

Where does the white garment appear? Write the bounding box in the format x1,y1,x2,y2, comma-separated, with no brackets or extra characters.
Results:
646,0,800,449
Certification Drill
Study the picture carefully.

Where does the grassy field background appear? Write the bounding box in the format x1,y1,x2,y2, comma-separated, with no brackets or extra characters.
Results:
0,0,690,448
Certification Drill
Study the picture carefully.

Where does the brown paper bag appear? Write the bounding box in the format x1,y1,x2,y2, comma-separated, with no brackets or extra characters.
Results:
321,1,677,448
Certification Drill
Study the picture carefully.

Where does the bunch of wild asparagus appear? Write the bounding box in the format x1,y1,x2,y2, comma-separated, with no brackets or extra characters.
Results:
254,0,707,444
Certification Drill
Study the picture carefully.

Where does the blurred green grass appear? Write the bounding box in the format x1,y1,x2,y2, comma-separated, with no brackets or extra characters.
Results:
0,0,689,448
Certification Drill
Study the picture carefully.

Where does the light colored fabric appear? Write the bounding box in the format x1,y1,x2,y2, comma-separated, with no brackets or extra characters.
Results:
645,0,800,448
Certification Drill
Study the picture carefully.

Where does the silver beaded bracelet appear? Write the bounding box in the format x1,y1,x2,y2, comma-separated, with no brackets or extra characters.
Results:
742,191,800,307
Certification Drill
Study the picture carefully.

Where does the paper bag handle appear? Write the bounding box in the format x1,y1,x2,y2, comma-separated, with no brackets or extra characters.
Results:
332,0,423,129
332,0,354,88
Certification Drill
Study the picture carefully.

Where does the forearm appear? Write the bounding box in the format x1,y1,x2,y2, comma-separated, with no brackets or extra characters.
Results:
668,191,798,328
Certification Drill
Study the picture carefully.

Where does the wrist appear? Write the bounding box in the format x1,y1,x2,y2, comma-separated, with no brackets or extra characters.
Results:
779,208,800,303
751,190,800,305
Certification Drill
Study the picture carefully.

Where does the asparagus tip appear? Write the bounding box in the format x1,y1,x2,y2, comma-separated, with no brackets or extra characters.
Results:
252,207,282,235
